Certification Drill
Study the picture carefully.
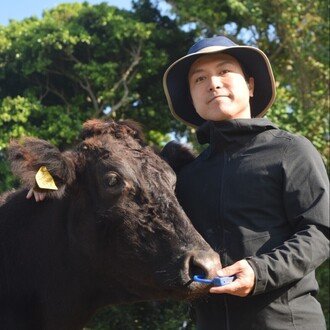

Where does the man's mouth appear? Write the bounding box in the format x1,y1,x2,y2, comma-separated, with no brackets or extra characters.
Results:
208,95,230,104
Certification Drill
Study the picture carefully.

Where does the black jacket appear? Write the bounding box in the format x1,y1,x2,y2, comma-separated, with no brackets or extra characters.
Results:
176,119,329,330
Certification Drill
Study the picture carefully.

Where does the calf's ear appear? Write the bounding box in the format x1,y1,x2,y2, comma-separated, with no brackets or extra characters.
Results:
160,141,196,175
8,137,77,199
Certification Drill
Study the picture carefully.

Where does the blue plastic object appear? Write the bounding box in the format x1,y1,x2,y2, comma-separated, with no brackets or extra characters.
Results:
193,274,236,286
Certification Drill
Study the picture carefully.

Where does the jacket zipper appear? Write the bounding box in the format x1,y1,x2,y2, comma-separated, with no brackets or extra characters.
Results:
218,150,230,330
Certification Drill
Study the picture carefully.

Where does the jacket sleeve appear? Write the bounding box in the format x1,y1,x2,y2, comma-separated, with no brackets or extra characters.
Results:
247,135,329,295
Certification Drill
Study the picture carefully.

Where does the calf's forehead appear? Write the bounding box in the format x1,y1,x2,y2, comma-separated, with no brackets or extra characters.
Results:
114,145,176,187
86,136,176,186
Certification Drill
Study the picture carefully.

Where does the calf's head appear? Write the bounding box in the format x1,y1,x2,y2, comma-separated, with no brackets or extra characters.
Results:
8,119,221,303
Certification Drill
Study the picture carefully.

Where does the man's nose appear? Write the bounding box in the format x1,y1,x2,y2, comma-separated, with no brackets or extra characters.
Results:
208,76,223,91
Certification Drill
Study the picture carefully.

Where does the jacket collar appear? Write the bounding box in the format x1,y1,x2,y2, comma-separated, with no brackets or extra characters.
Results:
197,118,277,152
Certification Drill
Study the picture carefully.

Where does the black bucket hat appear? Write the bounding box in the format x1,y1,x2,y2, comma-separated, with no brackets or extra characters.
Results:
163,35,276,128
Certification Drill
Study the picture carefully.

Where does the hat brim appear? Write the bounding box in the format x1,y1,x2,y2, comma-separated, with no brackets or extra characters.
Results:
163,45,276,128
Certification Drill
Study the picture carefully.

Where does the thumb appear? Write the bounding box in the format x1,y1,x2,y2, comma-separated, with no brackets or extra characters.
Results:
217,264,238,277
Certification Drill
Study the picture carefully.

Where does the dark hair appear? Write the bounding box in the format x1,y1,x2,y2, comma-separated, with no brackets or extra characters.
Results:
240,64,251,81
222,51,251,81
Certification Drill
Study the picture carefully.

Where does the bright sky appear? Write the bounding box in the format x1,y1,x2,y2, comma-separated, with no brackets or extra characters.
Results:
0,0,133,25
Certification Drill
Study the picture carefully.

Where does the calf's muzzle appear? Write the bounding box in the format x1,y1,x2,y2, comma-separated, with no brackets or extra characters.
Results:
184,249,221,283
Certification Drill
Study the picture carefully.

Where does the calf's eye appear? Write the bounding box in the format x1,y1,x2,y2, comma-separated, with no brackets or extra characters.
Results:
107,172,119,187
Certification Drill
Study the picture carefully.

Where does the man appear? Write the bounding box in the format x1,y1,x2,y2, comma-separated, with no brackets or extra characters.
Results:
163,35,329,329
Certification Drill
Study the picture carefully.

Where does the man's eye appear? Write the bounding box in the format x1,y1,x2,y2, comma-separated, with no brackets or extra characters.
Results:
220,69,230,75
195,76,205,83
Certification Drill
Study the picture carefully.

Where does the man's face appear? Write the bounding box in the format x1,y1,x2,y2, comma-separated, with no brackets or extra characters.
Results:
188,53,254,122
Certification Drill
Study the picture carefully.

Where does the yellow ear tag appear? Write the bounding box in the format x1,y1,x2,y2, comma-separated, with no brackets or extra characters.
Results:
35,166,58,190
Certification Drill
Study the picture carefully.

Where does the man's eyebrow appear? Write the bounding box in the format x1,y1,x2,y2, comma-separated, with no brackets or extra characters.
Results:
189,67,205,77
216,60,235,67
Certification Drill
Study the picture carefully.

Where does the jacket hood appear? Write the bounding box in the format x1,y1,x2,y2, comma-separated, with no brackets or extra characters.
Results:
197,119,277,149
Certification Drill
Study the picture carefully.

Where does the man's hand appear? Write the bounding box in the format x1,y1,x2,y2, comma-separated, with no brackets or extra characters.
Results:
26,188,46,202
209,259,255,297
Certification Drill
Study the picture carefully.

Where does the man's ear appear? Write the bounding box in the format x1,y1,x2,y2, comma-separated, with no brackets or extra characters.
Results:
8,137,77,199
248,77,254,97
160,141,196,175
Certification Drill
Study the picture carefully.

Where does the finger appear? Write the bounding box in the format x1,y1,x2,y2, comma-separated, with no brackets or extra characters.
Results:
39,193,46,201
35,192,40,202
209,280,248,297
209,281,239,294
26,189,34,199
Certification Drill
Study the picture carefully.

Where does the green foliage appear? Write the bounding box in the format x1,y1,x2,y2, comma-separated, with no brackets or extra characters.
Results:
0,3,152,119
0,151,18,190
0,96,41,148
263,0,329,164
87,301,195,329
0,95,84,146
316,260,330,327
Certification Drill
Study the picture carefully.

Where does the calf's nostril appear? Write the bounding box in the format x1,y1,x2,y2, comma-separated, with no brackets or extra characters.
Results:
187,251,221,280
189,258,206,279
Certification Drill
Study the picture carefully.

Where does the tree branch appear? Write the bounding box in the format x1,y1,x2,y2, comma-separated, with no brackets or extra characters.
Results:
78,78,101,114
110,42,142,95
58,53,101,114
103,41,143,117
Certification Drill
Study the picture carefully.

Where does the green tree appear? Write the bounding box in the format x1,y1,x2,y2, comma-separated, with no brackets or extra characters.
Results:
87,300,195,329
